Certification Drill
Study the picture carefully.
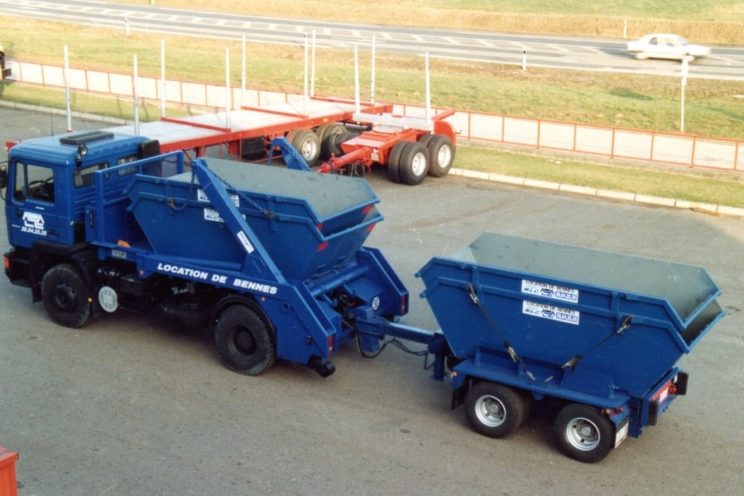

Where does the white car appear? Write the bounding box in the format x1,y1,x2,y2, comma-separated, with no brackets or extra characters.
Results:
626,34,711,61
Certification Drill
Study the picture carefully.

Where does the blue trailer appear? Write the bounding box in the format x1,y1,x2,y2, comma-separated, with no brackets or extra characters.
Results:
0,131,724,463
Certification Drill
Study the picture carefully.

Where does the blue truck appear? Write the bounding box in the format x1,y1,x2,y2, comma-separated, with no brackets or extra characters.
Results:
0,131,724,462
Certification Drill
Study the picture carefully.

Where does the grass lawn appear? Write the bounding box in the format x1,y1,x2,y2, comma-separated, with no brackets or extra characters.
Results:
2,20,744,139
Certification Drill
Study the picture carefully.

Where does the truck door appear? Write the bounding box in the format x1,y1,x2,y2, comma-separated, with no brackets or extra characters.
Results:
7,161,62,248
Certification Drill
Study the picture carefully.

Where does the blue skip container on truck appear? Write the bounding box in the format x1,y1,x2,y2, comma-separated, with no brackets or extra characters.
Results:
0,131,724,462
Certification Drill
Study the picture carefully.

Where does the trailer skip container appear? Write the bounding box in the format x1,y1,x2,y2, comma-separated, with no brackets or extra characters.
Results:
417,233,723,462
0,131,724,463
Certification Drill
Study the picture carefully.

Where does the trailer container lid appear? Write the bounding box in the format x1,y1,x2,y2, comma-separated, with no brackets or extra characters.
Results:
450,233,718,323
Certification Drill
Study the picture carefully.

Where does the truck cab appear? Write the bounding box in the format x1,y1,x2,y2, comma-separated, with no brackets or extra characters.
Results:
2,131,157,287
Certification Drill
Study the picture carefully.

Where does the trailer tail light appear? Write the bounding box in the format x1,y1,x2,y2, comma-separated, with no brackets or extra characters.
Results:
651,379,675,405
400,294,409,315
317,241,329,252
3,256,9,270
328,335,335,355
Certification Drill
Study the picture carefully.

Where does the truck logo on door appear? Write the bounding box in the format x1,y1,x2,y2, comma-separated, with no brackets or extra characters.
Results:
21,212,47,236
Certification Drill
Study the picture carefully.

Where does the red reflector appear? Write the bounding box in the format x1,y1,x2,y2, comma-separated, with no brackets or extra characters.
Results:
3,256,9,270
328,335,335,354
317,241,329,252
362,205,373,215
317,223,324,231
366,223,376,233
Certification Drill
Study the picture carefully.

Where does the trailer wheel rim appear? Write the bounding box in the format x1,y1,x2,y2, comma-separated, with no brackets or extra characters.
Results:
565,417,601,452
300,138,318,161
411,151,427,177
436,144,452,168
474,394,507,427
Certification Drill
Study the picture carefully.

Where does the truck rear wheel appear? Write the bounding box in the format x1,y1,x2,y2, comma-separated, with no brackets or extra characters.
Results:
465,382,526,438
554,403,614,463
214,304,276,376
41,264,91,329
386,140,408,183
397,142,429,186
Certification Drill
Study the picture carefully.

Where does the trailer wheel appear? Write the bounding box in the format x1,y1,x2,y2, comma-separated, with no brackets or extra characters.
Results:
465,382,526,438
214,304,276,376
426,135,455,177
319,123,346,160
397,142,429,186
554,404,614,463
41,264,91,329
386,140,408,183
290,129,321,167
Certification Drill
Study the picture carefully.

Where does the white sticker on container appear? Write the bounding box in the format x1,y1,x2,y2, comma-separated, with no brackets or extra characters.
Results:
237,231,255,254
197,189,240,207
521,279,579,303
204,208,224,223
522,300,580,326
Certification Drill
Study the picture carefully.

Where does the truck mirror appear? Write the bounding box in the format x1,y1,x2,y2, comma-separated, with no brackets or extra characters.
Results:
0,162,7,190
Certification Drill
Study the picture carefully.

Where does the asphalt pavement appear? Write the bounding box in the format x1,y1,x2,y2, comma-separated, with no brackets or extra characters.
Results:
0,107,742,495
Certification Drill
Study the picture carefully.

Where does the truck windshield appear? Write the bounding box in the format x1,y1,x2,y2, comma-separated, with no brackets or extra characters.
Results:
15,162,55,203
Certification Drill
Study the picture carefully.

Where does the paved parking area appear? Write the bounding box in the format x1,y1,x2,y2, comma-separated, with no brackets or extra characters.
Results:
0,107,742,495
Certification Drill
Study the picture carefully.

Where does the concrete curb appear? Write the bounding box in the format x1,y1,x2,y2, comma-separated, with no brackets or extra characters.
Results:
450,168,744,219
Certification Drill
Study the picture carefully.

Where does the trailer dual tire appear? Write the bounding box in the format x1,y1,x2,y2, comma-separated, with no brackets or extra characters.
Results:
554,404,614,463
465,382,527,438
214,304,276,376
41,264,92,329
396,142,429,186
386,140,408,183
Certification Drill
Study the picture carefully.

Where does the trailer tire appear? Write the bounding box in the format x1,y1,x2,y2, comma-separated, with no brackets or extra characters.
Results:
319,123,346,159
426,135,455,177
554,404,614,463
387,140,408,183
397,142,429,186
465,382,526,438
41,264,91,329
214,304,276,376
291,129,321,167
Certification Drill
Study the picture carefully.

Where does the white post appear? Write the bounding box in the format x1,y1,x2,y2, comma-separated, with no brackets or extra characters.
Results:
623,19,628,39
303,33,309,115
63,45,72,132
680,57,689,133
133,54,140,136
310,30,316,97
353,45,360,115
160,39,166,117
522,50,527,71
125,17,130,36
424,52,431,127
241,34,246,108
225,48,231,129
370,34,376,105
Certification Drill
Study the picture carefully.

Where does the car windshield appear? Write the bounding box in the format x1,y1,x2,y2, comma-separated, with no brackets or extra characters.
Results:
675,36,690,45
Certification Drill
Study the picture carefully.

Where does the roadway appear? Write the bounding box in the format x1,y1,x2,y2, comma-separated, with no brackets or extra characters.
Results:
0,106,742,495
1,0,744,80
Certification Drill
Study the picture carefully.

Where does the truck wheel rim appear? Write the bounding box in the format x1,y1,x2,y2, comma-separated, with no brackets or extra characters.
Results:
234,328,257,354
475,395,506,427
412,152,427,177
565,417,600,451
437,145,452,167
53,284,78,311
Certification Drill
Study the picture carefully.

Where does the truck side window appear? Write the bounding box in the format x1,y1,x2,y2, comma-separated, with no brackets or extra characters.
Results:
15,163,55,203
74,162,107,188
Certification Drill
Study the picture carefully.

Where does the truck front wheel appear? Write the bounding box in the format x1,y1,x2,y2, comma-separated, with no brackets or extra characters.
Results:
214,304,276,376
465,382,526,438
554,403,614,463
41,264,92,329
